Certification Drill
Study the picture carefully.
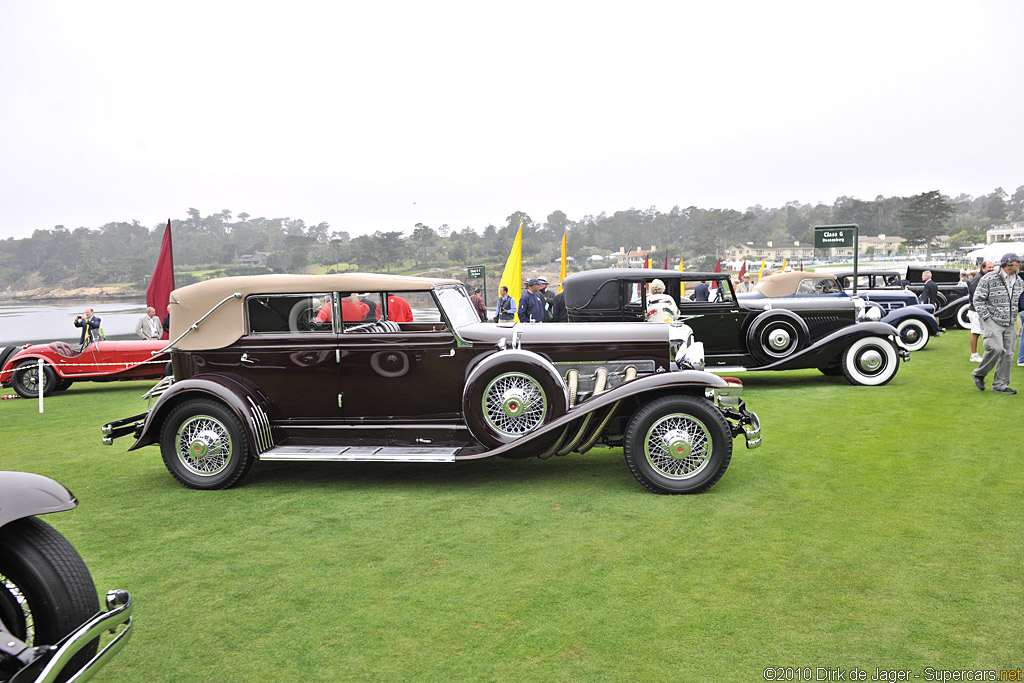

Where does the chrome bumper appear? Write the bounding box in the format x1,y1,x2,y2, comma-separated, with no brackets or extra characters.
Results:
714,379,761,450
100,413,148,446
8,589,132,683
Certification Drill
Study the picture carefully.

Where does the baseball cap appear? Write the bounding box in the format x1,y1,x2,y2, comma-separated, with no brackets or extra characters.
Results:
1000,252,1021,265
536,277,548,284
527,278,540,286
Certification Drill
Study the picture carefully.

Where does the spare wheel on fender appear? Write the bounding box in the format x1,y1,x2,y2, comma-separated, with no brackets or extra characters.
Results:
463,349,569,449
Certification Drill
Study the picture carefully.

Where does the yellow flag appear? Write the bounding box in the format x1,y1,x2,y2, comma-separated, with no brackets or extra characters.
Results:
558,232,567,294
782,258,788,271
758,259,766,280
678,257,686,297
498,218,524,322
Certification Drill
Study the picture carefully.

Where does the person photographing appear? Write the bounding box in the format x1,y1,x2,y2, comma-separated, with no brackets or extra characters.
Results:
74,307,103,348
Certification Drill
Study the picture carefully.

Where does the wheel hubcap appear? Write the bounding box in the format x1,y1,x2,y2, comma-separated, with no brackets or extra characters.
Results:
645,415,712,480
483,372,546,437
768,328,792,351
176,417,232,476
858,349,884,373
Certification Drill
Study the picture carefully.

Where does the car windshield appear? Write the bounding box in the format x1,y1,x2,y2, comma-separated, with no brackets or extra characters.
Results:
436,285,481,329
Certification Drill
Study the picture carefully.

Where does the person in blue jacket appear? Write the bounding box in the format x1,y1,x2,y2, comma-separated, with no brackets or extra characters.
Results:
518,279,545,323
74,307,103,348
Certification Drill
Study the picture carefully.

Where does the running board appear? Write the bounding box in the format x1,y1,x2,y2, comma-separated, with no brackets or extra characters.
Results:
259,445,458,462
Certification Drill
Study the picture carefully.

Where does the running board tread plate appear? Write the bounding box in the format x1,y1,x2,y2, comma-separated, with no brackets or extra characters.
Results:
259,445,458,462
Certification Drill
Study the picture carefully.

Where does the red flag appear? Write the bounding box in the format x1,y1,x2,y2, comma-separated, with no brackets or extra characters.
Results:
663,254,669,270
147,220,175,340
712,260,721,289
800,262,804,272
738,260,747,280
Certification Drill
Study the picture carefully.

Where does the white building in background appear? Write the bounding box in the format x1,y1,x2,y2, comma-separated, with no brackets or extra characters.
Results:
987,222,1024,243
727,241,814,262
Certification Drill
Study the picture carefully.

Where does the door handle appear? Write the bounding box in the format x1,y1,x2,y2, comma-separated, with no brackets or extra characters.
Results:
240,353,257,365
439,349,455,358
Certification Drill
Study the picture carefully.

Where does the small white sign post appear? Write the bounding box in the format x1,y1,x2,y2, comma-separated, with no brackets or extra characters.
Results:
37,358,44,413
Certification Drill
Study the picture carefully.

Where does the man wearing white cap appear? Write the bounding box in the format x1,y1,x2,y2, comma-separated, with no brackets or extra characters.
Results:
972,252,1023,394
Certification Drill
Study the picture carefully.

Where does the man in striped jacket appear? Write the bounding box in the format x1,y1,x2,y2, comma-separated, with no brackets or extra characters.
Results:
972,253,1023,394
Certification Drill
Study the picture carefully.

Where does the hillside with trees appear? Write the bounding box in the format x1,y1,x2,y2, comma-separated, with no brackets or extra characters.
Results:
1,187,1021,294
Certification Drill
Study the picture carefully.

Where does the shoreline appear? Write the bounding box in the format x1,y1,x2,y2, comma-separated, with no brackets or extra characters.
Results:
0,284,144,301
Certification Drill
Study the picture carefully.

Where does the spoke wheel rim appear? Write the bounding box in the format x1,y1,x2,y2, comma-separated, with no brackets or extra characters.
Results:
483,372,546,437
0,574,33,644
644,413,713,480
175,415,233,476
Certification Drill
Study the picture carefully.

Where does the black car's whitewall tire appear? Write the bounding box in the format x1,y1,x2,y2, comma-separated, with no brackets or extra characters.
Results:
623,395,732,494
841,336,899,386
955,302,971,329
895,319,929,352
746,310,809,366
160,399,253,490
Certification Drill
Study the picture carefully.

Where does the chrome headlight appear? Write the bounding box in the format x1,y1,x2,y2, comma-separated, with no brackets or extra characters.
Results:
864,305,882,321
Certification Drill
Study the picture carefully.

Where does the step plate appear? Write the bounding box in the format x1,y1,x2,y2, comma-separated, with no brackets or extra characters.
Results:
259,445,458,462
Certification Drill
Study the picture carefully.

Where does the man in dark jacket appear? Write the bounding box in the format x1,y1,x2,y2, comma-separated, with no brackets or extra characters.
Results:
693,281,710,302
518,279,545,323
549,289,568,322
972,253,1023,394
74,307,102,348
919,270,939,306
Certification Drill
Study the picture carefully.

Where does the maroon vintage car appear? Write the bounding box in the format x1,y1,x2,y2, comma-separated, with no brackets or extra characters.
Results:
0,339,169,398
102,273,762,495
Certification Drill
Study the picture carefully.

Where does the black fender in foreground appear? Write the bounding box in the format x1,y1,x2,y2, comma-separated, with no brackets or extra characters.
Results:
126,376,272,454
934,294,968,327
0,471,77,527
752,321,905,372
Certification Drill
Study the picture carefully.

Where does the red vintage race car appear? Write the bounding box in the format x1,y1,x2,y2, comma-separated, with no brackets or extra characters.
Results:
0,340,169,398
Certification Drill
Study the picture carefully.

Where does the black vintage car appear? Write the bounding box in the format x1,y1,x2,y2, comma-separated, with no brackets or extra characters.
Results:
904,266,970,329
563,269,909,386
102,273,761,495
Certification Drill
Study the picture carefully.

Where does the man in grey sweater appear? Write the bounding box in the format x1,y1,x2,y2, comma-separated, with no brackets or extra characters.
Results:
972,253,1023,394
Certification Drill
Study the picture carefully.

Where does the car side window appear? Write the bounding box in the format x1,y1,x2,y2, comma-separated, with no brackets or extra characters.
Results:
338,292,382,329
796,279,817,295
247,294,334,334
388,291,447,329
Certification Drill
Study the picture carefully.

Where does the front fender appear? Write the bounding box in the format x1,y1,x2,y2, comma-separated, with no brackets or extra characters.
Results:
0,471,77,527
127,376,269,453
756,321,902,371
881,307,941,335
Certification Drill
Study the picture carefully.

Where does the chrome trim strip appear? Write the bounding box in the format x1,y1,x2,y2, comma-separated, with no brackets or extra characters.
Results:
32,590,133,683
259,445,458,462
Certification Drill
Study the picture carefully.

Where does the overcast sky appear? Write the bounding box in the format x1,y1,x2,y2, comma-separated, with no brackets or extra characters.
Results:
1,0,1021,240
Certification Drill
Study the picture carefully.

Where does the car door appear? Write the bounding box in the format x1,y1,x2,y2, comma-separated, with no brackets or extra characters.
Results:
671,281,748,356
237,292,341,421
336,290,464,421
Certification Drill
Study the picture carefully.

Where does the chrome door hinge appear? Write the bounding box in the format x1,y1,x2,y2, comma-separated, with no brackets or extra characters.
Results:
338,393,343,408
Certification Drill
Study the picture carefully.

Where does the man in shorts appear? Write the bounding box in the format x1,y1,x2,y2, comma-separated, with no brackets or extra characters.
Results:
967,260,994,361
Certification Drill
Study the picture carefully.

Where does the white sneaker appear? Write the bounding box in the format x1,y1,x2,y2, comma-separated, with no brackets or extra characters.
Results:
970,353,982,362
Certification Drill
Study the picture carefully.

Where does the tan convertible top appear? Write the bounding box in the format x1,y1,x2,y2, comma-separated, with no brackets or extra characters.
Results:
167,273,461,350
753,271,837,298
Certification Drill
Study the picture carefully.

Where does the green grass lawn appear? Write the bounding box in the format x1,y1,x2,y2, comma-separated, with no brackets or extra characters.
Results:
2,330,1020,681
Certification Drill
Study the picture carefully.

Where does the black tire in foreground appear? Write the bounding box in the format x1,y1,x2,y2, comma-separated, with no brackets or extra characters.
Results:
0,516,100,683
623,395,733,494
11,359,57,399
159,398,253,490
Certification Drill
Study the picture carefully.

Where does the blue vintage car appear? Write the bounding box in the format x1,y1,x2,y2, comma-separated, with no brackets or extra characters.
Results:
742,271,943,352
836,268,970,330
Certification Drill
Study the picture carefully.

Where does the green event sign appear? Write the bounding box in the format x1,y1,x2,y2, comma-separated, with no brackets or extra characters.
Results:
466,265,485,279
814,225,857,249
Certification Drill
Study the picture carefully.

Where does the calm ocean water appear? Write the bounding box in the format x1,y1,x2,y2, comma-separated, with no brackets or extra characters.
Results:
0,300,150,346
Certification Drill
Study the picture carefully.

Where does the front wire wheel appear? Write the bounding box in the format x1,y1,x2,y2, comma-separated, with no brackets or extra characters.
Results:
482,372,547,438
11,360,56,399
160,399,253,489
623,395,733,494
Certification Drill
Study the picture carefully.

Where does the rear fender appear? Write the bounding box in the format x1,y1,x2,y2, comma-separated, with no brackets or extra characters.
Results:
0,471,77,527
881,307,941,335
128,376,272,454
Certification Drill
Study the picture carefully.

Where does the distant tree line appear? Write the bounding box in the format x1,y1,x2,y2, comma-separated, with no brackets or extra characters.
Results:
1,187,1021,291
